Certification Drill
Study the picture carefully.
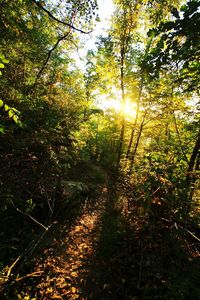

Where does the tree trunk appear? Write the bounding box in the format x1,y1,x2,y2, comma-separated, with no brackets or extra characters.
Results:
186,131,200,186
173,111,188,162
126,80,143,160
126,39,152,162
129,110,147,172
116,43,126,170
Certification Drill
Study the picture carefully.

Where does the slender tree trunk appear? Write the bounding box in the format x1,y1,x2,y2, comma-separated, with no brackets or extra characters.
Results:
115,0,141,171
195,152,200,171
126,80,143,160
116,45,126,170
126,39,152,162
129,110,147,172
22,53,26,85
186,131,200,186
173,111,188,162
95,114,99,161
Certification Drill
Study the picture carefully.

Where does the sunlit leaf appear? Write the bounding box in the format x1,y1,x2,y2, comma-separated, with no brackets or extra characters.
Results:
13,115,19,123
71,286,77,293
4,104,9,111
8,110,14,118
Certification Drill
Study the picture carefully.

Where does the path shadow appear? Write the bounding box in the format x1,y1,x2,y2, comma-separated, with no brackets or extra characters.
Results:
80,177,200,300
80,178,140,300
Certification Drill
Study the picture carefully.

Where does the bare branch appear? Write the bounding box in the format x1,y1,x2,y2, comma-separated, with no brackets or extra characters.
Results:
31,0,92,34
15,271,43,282
6,256,21,279
30,31,71,91
10,200,49,231
162,218,200,243
29,1,93,91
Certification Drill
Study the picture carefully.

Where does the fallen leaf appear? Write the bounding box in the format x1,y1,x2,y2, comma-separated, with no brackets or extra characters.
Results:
72,264,79,270
51,295,62,299
71,272,78,278
71,286,77,293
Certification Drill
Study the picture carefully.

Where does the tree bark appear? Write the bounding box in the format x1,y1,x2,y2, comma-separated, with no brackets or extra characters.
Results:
129,110,147,172
173,111,189,162
185,131,200,188
116,36,126,170
126,80,143,159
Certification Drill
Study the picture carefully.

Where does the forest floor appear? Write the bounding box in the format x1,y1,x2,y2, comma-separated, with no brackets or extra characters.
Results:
1,166,200,300
30,175,113,300
4,170,141,300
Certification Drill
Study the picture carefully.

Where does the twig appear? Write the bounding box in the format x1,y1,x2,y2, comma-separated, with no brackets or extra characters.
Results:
135,187,161,202
6,256,21,279
28,227,51,257
0,223,53,297
15,271,43,282
31,0,92,34
180,226,200,243
161,217,200,243
152,187,161,196
10,200,49,231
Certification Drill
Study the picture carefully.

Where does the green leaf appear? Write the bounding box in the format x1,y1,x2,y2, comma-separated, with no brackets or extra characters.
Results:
2,58,9,64
0,53,8,64
0,63,4,69
4,104,9,111
0,99,3,108
12,107,20,114
8,110,14,118
13,115,19,123
0,126,5,133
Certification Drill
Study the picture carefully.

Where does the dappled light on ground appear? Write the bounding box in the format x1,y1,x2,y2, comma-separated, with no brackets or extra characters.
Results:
33,186,108,299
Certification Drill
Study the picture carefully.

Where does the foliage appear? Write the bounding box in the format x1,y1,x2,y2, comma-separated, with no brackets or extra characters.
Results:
0,0,98,276
144,0,200,91
0,0,199,299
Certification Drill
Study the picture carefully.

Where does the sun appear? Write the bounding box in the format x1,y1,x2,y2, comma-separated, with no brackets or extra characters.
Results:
123,100,137,120
98,97,137,121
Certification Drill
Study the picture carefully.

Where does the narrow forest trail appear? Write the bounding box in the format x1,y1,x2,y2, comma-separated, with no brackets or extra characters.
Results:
28,173,118,300
3,167,200,300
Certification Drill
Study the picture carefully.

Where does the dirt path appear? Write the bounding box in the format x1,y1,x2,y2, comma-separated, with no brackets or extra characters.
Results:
2,166,200,300
32,183,109,299
7,170,136,299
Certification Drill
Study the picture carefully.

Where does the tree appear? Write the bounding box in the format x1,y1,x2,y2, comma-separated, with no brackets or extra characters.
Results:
0,0,98,272
144,0,200,92
143,0,200,190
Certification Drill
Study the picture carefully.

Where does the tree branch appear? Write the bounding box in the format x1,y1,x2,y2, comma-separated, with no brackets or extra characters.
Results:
162,218,200,243
31,0,92,34
29,1,90,91
6,256,21,279
15,271,43,282
30,31,71,91
10,200,49,231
